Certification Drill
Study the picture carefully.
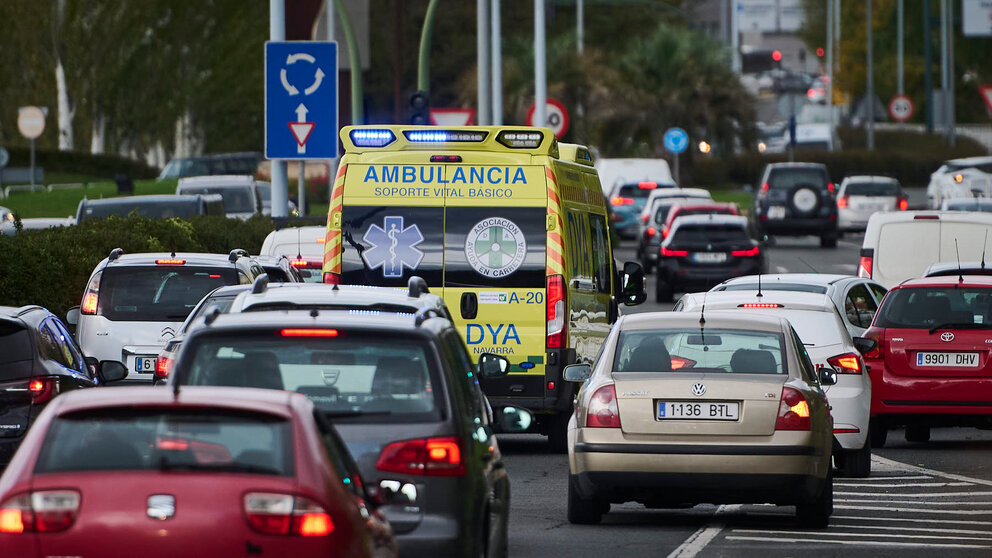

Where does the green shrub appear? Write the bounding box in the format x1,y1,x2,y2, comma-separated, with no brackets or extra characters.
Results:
4,147,158,180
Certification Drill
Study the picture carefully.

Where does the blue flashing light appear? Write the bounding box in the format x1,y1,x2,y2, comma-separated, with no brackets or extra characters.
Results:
350,129,396,147
403,130,487,143
520,362,535,370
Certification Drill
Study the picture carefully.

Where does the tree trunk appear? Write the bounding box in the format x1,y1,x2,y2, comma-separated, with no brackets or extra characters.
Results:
55,58,74,151
90,112,105,154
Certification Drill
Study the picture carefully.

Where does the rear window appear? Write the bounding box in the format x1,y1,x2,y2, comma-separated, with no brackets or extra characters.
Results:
99,267,238,322
767,168,828,190
760,309,846,347
943,200,992,212
845,182,900,196
718,283,828,294
614,328,786,374
0,321,33,380
617,184,661,199
182,332,442,423
874,287,992,329
670,224,750,246
81,200,200,221
946,162,992,174
180,186,255,213
34,409,292,475
181,293,240,333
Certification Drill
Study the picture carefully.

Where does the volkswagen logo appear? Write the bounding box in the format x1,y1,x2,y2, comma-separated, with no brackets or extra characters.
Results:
147,494,175,520
691,383,706,396
940,332,955,342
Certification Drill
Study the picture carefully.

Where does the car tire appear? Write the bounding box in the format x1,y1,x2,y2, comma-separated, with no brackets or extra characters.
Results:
567,474,605,525
869,421,887,448
820,234,838,248
796,467,832,528
905,425,931,443
839,436,871,478
547,413,569,454
655,278,673,303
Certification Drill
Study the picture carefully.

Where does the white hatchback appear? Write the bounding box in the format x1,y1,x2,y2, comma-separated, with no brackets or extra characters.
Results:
676,290,873,477
836,176,905,232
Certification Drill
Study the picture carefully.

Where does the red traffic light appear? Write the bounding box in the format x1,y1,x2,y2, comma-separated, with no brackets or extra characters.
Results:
772,50,783,62
816,47,825,57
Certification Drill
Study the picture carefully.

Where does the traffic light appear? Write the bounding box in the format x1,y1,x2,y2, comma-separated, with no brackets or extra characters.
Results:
409,91,430,125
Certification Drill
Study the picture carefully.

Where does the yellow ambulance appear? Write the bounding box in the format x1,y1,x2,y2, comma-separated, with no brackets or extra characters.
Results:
322,125,645,449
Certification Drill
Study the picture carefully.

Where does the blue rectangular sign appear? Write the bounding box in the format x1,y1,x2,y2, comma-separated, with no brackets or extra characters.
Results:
265,41,338,159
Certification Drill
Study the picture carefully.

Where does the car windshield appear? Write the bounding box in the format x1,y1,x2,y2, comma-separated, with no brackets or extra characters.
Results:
257,184,271,207
768,168,827,189
0,321,33,380
182,333,441,422
98,267,238,322
874,287,992,329
181,186,255,213
613,328,787,374
669,224,750,247
34,408,292,475
719,283,828,294
81,200,199,221
845,182,900,196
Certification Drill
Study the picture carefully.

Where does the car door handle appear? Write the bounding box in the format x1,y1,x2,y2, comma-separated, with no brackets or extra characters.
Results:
460,292,478,320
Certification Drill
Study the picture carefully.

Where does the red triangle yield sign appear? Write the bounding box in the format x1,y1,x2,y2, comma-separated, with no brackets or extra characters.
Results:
288,122,315,147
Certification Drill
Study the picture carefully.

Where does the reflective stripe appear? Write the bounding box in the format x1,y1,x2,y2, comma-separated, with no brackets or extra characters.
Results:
323,164,347,274
545,167,565,276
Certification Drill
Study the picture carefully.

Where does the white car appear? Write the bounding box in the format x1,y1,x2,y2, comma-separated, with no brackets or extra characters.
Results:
859,210,992,288
711,273,888,339
637,187,713,237
259,225,328,282
926,156,992,208
595,158,674,195
939,197,992,212
836,176,906,232
676,290,873,477
176,174,268,219
66,249,264,383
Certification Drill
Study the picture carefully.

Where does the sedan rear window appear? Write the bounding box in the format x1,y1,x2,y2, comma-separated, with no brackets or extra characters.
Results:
874,287,992,329
670,224,750,247
617,184,663,199
845,182,900,196
99,267,238,322
768,168,827,190
35,409,292,475
718,283,828,294
614,328,786,374
0,321,33,380
179,186,255,213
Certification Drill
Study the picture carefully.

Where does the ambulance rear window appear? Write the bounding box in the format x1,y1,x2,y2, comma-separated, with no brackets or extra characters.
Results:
444,207,547,288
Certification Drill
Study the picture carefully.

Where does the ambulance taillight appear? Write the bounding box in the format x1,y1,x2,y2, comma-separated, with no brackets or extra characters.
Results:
546,275,566,349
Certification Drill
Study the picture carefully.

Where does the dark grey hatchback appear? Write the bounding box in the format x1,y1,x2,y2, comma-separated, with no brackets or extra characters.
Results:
168,309,525,557
0,306,126,465
751,162,839,248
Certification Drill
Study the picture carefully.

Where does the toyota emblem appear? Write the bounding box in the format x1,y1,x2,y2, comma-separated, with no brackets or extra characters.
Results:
147,494,175,520
940,332,955,342
691,383,706,396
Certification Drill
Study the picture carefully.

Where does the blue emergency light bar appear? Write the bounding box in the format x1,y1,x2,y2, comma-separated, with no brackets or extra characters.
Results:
350,129,396,147
403,130,488,143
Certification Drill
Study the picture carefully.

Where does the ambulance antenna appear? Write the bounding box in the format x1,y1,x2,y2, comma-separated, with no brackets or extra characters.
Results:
955,238,963,284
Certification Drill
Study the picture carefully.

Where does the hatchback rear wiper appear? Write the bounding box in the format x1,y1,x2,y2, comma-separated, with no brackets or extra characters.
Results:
929,322,988,334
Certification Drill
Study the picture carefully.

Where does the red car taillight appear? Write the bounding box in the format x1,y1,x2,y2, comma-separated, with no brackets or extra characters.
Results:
775,387,811,431
759,182,770,195
858,255,873,278
661,247,688,257
837,195,849,209
243,493,334,537
730,246,760,257
546,274,566,349
828,352,863,374
0,490,80,533
28,378,58,405
585,384,621,428
661,225,670,239
154,356,173,379
646,227,657,238
898,197,908,210
827,182,835,194
610,196,634,206
80,270,102,315
323,272,341,285
376,436,466,477
862,327,885,360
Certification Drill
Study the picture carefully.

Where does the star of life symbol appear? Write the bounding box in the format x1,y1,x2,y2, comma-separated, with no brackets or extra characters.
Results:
465,217,527,278
362,216,425,278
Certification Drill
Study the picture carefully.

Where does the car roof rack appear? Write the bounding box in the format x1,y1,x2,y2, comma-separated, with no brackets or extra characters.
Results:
108,248,125,262
229,248,248,263
408,276,430,297
413,305,443,327
251,273,269,294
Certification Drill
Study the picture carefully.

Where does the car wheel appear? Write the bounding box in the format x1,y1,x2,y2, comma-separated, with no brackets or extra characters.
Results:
796,467,832,528
820,234,838,248
567,474,605,525
655,278,673,303
839,436,871,478
905,425,931,443
546,413,569,454
869,421,887,448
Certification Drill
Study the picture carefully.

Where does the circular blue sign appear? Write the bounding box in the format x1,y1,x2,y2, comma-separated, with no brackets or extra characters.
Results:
663,127,689,154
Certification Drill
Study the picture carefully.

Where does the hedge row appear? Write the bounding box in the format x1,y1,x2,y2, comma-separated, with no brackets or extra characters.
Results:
0,215,277,319
3,147,158,180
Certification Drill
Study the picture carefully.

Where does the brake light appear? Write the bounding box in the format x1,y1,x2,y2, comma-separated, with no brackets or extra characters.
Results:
585,384,621,428
641,214,649,223
760,182,769,194
837,195,849,209
0,490,80,533
775,387,811,431
669,356,696,370
290,259,309,268
430,155,462,163
898,197,908,210
546,275,566,349
80,271,102,315
323,272,341,285
858,255,873,278
914,214,939,220
828,352,862,374
637,181,658,189
281,328,339,337
827,182,835,194
731,246,760,257
155,356,173,378
376,436,466,477
156,259,185,265
661,226,670,239
646,227,657,238
737,303,783,308
862,327,884,359
661,247,688,257
611,196,634,206
28,378,57,405
244,493,334,537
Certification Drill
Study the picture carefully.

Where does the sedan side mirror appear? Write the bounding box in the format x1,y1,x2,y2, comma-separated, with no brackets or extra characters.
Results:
618,261,647,306
66,306,80,326
98,361,128,383
478,353,510,379
852,337,877,356
818,366,838,386
563,363,593,382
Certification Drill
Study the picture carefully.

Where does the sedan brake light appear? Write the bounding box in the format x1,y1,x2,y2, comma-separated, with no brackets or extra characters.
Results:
376,436,466,477
611,196,634,206
646,227,657,238
898,197,908,210
155,356,173,378
80,271,102,315
862,327,885,360
837,195,849,209
660,247,688,257
775,387,811,431
730,246,760,257
828,352,863,374
243,493,334,537
0,490,80,533
585,384,621,428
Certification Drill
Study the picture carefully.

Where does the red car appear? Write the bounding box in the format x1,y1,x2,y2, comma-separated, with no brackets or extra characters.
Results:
862,276,992,446
0,386,397,558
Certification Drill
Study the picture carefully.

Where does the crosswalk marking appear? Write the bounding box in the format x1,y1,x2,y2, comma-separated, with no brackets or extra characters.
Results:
835,491,992,498
834,504,992,515
724,535,992,549
832,481,973,488
729,529,992,542
832,524,992,536
831,514,992,526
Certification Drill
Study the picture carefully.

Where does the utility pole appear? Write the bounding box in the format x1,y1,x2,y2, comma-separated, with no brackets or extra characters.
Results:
270,0,289,219
577,0,584,54
534,0,547,130
324,0,337,213
940,0,948,137
947,0,956,146
866,0,875,151
731,0,740,73
924,0,934,133
477,0,491,125
491,0,502,125
897,0,904,95
826,0,833,126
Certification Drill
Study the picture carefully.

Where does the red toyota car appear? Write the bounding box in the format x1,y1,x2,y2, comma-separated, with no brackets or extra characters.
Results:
0,386,396,558
862,276,992,446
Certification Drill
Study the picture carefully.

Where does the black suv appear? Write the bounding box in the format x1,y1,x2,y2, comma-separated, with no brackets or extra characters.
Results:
168,308,529,557
0,305,126,465
752,162,839,248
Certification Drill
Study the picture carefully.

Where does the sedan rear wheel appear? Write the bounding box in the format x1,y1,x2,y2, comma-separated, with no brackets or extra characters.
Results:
905,425,931,443
796,468,832,528
839,436,871,478
567,474,605,525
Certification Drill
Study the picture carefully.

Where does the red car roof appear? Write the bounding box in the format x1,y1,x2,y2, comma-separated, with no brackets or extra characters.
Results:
49,386,300,418
896,275,992,289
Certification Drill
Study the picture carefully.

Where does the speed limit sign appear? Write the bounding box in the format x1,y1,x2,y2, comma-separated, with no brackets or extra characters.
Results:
526,98,570,139
888,94,914,122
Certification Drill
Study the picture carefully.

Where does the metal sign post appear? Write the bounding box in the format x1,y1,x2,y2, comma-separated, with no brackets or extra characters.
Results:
17,106,46,189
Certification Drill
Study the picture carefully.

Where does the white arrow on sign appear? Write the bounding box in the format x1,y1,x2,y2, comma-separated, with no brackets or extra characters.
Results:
286,53,316,65
280,69,299,96
304,68,324,95
289,103,315,154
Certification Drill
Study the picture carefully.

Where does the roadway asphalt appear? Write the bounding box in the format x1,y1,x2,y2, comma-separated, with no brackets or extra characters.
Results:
500,232,992,557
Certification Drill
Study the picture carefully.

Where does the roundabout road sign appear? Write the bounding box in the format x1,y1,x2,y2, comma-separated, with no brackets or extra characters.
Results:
526,98,569,139
663,127,689,154
888,94,914,122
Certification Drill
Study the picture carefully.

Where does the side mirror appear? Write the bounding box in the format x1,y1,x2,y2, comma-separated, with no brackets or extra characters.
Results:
66,306,80,326
618,261,647,306
852,337,877,356
98,361,128,383
818,366,838,386
563,363,593,382
497,406,534,433
477,353,510,379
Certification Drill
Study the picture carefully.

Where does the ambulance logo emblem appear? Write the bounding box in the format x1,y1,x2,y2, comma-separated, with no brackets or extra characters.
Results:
465,217,527,278
362,216,425,278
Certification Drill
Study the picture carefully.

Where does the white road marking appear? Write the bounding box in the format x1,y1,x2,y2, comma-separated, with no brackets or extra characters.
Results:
836,499,992,506
832,482,973,488
725,535,992,549
836,475,931,481
831,514,992,526
835,491,992,498
830,523,992,536
666,505,741,558
872,455,992,488
774,265,789,273
729,529,992,542
835,263,857,271
834,504,992,515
